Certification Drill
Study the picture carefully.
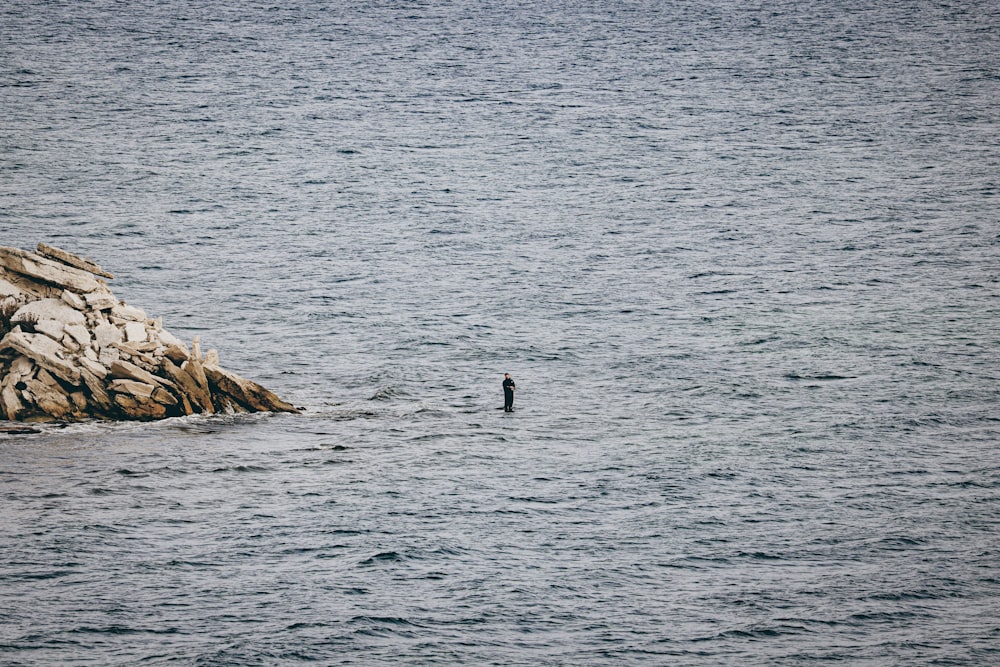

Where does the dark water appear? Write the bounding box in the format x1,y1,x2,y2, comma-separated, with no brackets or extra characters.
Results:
2,0,999,664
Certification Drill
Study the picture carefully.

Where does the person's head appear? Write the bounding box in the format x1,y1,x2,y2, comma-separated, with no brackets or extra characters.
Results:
504,373,510,378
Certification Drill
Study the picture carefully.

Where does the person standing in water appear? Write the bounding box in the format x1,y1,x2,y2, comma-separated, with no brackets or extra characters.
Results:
502,373,516,412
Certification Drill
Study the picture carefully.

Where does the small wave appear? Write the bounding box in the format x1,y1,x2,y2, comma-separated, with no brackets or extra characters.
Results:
211,465,270,473
784,373,856,381
349,615,422,627
369,387,405,401
358,551,403,565
692,624,809,642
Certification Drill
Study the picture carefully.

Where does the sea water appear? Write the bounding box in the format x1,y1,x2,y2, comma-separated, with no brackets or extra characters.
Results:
1,0,998,664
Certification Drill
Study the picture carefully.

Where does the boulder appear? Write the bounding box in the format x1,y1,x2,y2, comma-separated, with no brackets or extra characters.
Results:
14,298,86,326
0,246,104,294
203,366,298,414
37,243,114,280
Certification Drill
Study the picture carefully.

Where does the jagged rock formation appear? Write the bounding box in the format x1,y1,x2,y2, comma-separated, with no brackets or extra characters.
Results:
0,243,299,422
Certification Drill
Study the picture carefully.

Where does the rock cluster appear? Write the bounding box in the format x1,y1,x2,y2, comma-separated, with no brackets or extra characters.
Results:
1,243,299,422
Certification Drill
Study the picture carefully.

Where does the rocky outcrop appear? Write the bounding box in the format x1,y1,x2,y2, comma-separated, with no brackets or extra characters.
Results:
0,243,299,422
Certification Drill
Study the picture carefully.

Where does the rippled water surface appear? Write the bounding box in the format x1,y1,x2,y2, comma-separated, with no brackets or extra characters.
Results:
2,0,999,664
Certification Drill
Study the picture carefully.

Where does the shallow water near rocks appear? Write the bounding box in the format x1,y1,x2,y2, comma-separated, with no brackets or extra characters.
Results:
2,0,999,664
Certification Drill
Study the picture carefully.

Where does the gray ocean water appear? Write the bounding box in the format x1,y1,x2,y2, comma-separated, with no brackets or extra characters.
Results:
2,0,999,664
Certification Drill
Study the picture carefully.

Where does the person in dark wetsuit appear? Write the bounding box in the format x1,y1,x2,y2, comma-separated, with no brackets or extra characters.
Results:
502,373,516,412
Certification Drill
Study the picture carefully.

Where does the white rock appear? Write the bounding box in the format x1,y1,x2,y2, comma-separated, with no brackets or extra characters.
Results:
78,356,108,379
13,298,86,326
61,333,81,352
84,291,117,311
94,322,123,349
124,321,147,343
0,278,23,298
61,289,86,311
9,356,34,379
108,379,156,400
34,319,65,342
111,303,147,322
65,323,91,348
153,328,189,354
98,347,120,366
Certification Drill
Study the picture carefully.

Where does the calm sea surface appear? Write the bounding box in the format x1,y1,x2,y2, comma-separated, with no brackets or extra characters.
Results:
2,0,999,664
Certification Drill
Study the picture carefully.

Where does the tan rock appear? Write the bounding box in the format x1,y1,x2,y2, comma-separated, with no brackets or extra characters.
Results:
0,246,104,294
69,391,88,411
79,367,113,411
113,394,167,420
0,330,80,385
24,378,72,419
182,357,210,395
108,379,177,407
176,392,194,416
36,243,114,279
152,328,189,358
204,366,299,414
109,358,173,389
114,343,157,368
1,385,24,420
162,358,213,413
2,244,297,423
110,378,152,399
163,343,189,364
124,340,160,354
35,368,61,389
